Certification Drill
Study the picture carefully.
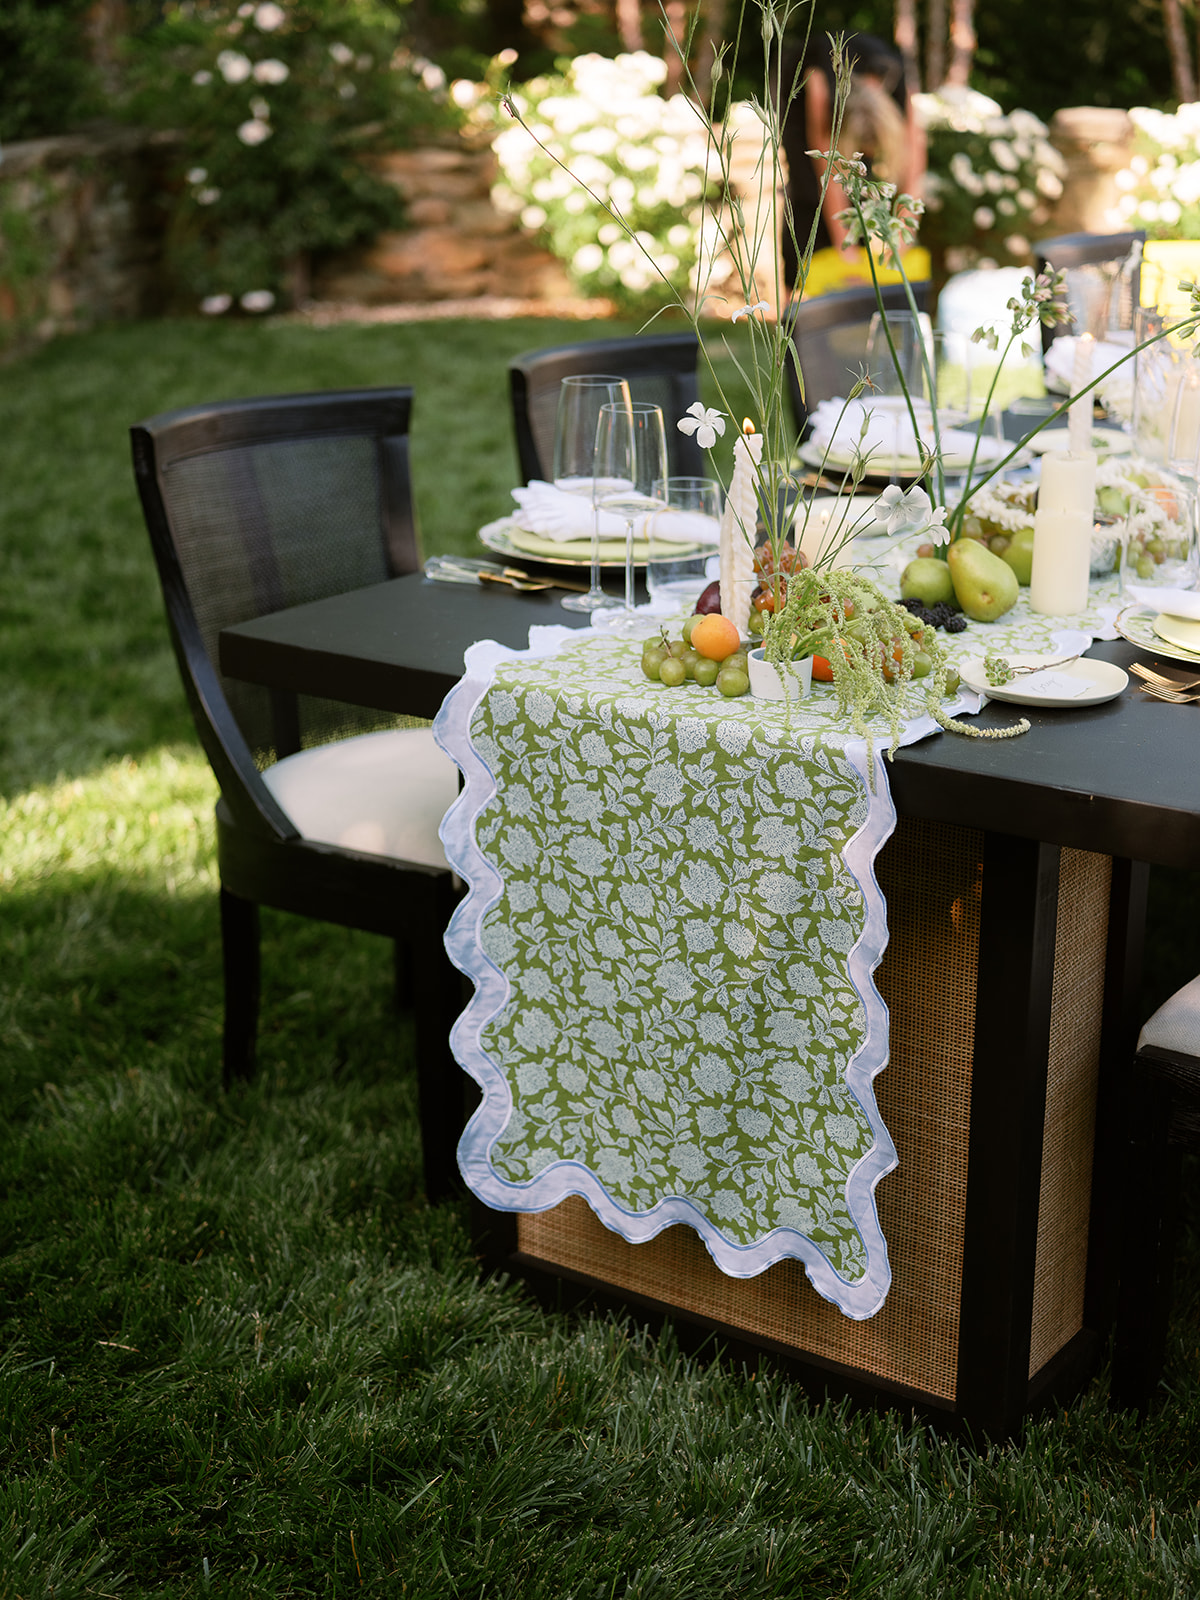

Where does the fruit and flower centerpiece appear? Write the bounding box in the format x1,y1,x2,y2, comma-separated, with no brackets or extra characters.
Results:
500,1,1200,747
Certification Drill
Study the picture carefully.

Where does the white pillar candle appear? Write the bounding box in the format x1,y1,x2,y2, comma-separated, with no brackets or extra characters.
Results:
719,423,762,630
1030,449,1096,615
1068,333,1093,454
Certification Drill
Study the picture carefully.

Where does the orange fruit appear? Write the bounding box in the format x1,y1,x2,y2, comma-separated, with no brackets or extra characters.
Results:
691,614,741,661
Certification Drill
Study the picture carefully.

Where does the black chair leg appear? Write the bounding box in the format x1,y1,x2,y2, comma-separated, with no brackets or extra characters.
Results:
410,889,469,1203
220,888,261,1087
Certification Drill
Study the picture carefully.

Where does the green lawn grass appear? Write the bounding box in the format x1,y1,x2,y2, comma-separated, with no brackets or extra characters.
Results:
1,316,1198,1598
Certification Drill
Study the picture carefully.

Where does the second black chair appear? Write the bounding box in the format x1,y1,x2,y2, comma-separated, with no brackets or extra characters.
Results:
783,281,933,438
509,331,705,483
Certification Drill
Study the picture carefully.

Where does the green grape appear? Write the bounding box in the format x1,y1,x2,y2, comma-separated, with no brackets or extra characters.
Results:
667,638,690,659
659,656,687,687
716,666,750,698
681,615,700,646
693,657,719,688
641,646,667,681
681,648,702,679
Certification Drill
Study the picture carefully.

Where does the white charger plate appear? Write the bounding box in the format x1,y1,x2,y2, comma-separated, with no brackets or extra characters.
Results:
1025,426,1131,457
1153,611,1200,653
958,652,1128,708
479,517,651,568
1116,604,1200,665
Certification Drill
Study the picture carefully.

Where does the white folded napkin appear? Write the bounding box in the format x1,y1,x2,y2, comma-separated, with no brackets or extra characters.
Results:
642,508,721,546
809,397,980,462
1126,584,1200,620
511,480,630,542
1043,335,1131,393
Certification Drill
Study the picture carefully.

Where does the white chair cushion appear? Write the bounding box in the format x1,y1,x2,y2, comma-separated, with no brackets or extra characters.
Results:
261,727,457,869
1138,972,1200,1058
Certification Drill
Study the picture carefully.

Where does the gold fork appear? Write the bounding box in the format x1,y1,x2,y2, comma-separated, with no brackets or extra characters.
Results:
1129,661,1200,691
1139,680,1200,703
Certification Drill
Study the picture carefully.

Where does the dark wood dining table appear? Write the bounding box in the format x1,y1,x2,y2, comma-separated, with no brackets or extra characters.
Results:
219,571,1199,1437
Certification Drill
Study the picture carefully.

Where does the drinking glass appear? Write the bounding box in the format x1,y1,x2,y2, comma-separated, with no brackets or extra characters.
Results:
864,310,935,400
1118,479,1199,599
1166,357,1200,479
553,373,630,614
593,400,668,637
645,477,721,612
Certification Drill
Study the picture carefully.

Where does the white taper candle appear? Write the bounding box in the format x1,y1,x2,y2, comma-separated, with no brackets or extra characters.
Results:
719,424,762,630
1030,449,1096,615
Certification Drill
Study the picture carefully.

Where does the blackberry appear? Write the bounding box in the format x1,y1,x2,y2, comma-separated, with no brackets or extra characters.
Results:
942,614,968,634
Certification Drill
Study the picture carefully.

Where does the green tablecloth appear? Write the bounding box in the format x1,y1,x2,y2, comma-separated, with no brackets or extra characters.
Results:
434,563,1123,1320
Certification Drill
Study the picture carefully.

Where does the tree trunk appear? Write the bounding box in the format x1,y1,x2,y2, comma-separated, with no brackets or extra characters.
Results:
616,0,644,53
895,0,922,96
693,0,728,105
925,0,946,89
663,0,688,94
1164,0,1197,104
946,0,975,87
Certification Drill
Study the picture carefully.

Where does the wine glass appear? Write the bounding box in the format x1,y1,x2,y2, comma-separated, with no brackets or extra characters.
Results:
592,400,668,638
553,374,630,614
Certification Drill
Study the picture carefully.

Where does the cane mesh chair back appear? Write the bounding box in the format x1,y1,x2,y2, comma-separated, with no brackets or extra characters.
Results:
510,332,704,483
132,390,419,830
785,282,932,436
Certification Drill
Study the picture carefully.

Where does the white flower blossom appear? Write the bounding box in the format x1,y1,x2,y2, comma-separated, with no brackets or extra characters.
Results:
677,403,726,449
252,58,289,84
875,484,946,537
240,289,276,312
187,167,208,185
217,50,252,84
192,69,213,86
237,118,272,145
254,2,286,30
250,96,270,120
200,294,232,315
973,205,995,230
731,300,769,322
328,41,354,65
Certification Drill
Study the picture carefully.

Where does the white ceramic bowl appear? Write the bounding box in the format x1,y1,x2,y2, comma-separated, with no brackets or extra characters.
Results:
747,648,813,701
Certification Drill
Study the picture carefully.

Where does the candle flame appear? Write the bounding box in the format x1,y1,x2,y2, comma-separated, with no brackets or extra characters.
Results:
741,418,756,435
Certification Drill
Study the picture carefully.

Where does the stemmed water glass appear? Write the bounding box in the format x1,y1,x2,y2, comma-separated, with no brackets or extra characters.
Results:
593,400,668,638
553,374,630,614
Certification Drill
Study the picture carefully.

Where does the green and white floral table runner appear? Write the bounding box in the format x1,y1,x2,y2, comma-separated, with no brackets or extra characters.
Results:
433,562,1123,1322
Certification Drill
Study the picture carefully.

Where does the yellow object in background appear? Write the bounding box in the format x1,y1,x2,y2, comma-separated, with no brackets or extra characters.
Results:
1141,241,1200,315
800,245,932,299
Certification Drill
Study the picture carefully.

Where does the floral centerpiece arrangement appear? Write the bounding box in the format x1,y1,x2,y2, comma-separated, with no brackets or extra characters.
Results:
500,0,1200,750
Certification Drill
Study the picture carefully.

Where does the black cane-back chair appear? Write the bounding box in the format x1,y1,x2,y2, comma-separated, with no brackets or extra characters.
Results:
1110,976,1200,1413
783,281,933,437
509,331,705,483
1035,230,1145,352
131,389,463,1200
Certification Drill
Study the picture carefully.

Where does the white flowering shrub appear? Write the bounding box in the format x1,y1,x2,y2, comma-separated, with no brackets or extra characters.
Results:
130,0,454,311
1106,105,1200,237
914,87,1066,271
490,52,712,310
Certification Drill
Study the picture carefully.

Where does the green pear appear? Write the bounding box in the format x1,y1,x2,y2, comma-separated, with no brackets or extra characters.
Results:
1000,525,1036,587
900,557,956,607
947,536,1019,622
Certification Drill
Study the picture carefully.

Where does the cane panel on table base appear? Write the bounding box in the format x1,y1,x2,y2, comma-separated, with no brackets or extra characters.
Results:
1028,847,1111,1378
515,819,1112,1407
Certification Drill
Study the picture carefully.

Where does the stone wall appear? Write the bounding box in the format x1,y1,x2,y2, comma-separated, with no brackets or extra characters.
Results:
1046,107,1134,237
313,142,574,305
0,126,169,348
